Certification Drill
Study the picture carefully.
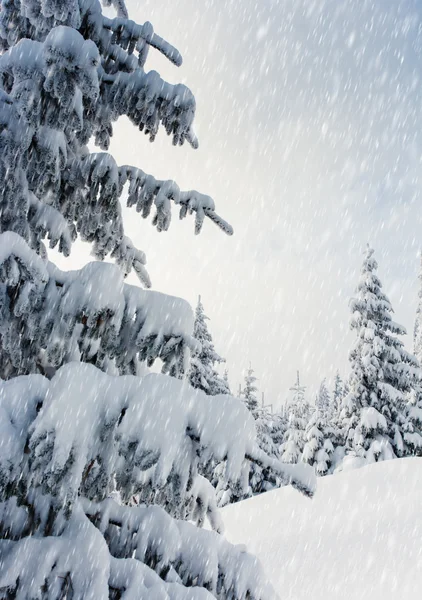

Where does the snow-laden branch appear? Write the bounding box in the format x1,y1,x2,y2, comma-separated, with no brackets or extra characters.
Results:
81,496,272,598
121,165,234,236
102,15,183,67
0,233,197,378
0,13,232,284
0,364,285,599
247,448,316,498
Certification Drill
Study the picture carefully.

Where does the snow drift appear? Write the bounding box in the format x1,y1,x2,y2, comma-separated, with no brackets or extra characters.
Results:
223,458,422,600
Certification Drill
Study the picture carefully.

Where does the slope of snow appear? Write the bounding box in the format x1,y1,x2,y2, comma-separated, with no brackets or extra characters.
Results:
223,458,422,600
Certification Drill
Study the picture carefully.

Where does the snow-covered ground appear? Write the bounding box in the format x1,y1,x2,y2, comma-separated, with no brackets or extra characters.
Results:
223,458,422,600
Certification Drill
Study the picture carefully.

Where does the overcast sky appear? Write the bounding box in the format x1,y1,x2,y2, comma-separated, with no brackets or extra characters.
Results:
59,0,422,408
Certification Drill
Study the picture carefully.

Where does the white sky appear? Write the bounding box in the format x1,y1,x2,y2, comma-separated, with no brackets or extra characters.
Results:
58,0,422,409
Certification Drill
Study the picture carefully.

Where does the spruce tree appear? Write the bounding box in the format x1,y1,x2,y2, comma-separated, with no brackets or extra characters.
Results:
242,364,259,413
340,246,420,463
333,371,344,414
302,409,334,476
413,253,422,365
223,368,232,394
215,376,289,505
403,255,422,456
281,372,310,464
188,296,230,395
316,378,330,416
216,405,289,506
0,1,316,597
403,389,422,456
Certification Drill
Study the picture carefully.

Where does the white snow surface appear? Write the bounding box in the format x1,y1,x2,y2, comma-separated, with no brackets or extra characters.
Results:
223,458,422,600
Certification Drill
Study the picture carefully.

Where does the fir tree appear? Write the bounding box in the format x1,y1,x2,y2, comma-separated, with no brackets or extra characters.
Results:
281,372,310,464
216,406,289,506
241,364,259,413
223,368,232,394
302,409,334,476
0,1,315,597
215,379,289,505
316,378,330,416
340,246,420,463
414,253,422,365
333,371,344,414
403,255,422,456
403,389,422,456
188,296,230,395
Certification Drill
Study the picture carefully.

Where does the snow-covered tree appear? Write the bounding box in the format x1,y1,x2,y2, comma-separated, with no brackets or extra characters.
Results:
188,296,230,395
403,389,422,456
316,378,330,416
216,406,289,506
302,409,334,476
281,372,310,464
222,368,232,394
340,246,420,464
403,256,422,456
333,371,344,414
215,373,288,505
241,364,259,413
0,1,316,598
413,253,422,366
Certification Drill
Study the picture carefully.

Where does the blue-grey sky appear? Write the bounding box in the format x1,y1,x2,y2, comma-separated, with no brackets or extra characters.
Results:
59,0,422,408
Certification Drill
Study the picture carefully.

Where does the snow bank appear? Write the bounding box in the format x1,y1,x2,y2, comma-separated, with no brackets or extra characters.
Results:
223,458,422,600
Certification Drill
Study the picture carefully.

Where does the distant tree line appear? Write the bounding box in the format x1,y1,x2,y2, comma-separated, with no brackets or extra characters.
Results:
190,247,422,505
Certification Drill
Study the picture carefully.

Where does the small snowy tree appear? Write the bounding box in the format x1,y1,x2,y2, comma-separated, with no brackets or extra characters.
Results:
403,256,422,456
222,368,232,394
414,254,422,366
188,296,230,395
316,378,330,416
241,365,259,413
215,374,288,505
403,389,422,456
216,406,289,506
340,246,420,465
302,410,334,476
333,371,344,414
0,1,316,597
281,372,310,464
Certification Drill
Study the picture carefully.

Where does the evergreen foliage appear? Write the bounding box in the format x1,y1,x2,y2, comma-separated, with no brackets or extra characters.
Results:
188,296,229,395
302,409,334,476
403,255,422,456
316,378,330,417
332,372,344,415
0,1,315,597
340,246,420,463
215,406,289,506
241,365,259,413
281,373,310,464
